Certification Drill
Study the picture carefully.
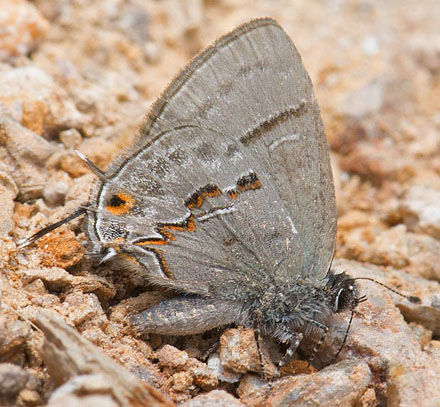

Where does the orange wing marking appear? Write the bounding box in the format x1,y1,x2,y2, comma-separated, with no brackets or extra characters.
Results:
106,192,135,215
133,173,261,278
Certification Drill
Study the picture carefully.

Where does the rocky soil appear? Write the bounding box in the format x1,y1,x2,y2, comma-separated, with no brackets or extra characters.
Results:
1,1,439,406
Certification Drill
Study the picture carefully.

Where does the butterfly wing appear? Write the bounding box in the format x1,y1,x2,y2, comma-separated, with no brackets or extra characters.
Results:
87,18,336,293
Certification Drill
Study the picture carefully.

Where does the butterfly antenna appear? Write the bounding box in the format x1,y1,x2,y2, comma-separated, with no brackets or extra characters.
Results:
74,150,106,179
17,207,88,249
329,276,419,363
17,152,104,249
354,277,421,303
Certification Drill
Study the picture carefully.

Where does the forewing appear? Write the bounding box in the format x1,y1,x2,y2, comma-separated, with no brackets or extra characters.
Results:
89,18,336,291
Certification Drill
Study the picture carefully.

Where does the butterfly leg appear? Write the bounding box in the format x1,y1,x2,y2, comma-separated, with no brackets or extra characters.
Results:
199,328,226,361
279,332,303,366
130,295,242,336
304,318,329,366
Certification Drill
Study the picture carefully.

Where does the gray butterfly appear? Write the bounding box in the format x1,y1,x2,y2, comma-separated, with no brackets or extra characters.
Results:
21,18,417,371
86,17,359,360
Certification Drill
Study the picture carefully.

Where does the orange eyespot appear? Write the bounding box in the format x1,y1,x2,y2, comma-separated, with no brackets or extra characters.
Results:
106,192,135,215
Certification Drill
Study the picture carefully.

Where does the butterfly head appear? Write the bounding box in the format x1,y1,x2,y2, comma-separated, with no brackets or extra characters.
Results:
326,272,364,314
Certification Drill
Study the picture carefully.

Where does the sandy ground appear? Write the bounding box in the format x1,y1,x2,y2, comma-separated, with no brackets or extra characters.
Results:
1,1,439,406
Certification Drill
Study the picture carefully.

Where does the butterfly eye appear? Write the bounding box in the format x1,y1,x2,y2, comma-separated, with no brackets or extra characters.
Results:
333,288,344,312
